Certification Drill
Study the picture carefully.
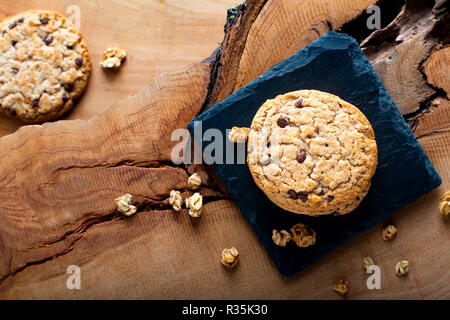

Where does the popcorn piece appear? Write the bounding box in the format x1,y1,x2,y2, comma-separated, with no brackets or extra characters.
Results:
290,223,316,248
115,193,137,217
169,190,183,212
100,47,127,69
382,225,398,241
188,173,202,190
228,126,250,143
272,229,292,247
333,280,349,296
439,191,450,216
185,192,203,218
220,247,239,268
395,260,409,277
363,256,374,271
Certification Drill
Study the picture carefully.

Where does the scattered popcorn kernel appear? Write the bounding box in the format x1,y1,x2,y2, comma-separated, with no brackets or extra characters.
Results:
100,47,127,69
272,229,292,247
115,194,137,217
363,256,374,271
333,280,349,296
185,192,203,218
382,224,398,241
395,260,409,277
439,191,450,216
221,247,239,268
188,173,202,190
228,126,250,143
290,223,316,248
169,190,183,212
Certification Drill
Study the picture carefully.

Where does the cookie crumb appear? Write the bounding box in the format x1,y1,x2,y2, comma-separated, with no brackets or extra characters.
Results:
383,225,398,241
290,223,316,248
185,192,203,218
115,194,137,217
272,229,292,247
221,247,239,268
439,191,449,216
363,256,374,271
169,190,182,212
188,173,202,190
228,126,250,143
333,280,349,296
395,260,409,277
100,47,127,69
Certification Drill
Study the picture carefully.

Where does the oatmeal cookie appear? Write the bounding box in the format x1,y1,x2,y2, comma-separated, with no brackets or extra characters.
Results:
247,90,378,216
0,10,91,123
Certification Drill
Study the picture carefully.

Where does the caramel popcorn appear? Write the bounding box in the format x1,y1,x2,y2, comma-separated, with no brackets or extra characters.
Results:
333,280,349,296
185,192,203,218
382,224,398,241
169,190,182,212
100,47,127,69
395,260,409,277
228,126,250,143
363,256,374,271
220,247,239,268
115,194,137,217
272,229,292,247
439,191,450,216
188,173,202,190
290,223,316,248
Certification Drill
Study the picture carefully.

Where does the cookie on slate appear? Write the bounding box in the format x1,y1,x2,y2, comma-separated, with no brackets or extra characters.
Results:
247,90,378,216
0,10,91,123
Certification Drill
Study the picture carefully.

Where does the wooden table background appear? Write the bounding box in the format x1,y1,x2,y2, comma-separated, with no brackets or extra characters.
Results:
0,0,235,137
0,0,448,300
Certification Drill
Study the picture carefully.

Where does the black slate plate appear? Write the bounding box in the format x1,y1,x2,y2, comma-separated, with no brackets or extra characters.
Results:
187,31,441,276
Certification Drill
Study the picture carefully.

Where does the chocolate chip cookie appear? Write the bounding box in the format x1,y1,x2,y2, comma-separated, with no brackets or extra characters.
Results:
0,10,91,123
247,90,378,216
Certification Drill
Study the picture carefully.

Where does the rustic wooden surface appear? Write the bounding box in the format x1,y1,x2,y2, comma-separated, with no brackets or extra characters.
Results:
0,0,236,137
0,0,449,299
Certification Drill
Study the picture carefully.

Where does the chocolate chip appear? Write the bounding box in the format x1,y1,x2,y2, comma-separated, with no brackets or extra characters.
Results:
325,143,329,147
43,34,53,45
9,108,16,116
327,195,334,202
267,141,271,148
66,45,74,50
318,190,325,196
11,40,17,47
62,94,69,103
75,58,83,67
298,192,308,202
17,18,24,23
296,150,306,163
31,99,40,109
288,189,298,200
62,83,74,92
1,30,6,36
40,17,49,24
277,117,288,128
295,98,303,108
9,22,17,29
12,67,18,73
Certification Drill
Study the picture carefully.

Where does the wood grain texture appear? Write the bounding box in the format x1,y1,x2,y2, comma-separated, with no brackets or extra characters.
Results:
0,0,449,299
233,0,378,91
0,0,237,137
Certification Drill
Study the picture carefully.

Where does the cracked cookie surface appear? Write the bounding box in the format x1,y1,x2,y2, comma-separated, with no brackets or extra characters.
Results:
0,10,91,123
247,90,378,216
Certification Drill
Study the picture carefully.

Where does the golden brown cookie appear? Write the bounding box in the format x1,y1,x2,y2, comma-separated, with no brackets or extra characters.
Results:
247,90,378,216
0,10,91,123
